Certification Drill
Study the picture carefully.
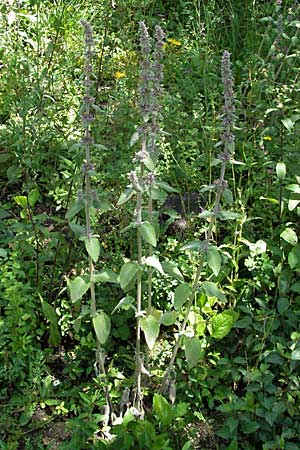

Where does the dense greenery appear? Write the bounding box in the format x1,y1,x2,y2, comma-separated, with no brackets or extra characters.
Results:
1,1,300,449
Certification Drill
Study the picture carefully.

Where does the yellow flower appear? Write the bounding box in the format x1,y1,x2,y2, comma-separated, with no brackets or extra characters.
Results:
263,136,272,141
167,38,182,46
115,71,126,80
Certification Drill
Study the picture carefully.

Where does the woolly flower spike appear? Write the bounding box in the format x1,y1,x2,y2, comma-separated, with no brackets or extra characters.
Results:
221,50,235,150
139,21,151,57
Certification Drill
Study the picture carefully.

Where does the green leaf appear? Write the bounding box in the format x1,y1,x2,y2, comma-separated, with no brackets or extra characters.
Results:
93,269,119,284
160,311,178,326
117,188,135,206
288,199,300,211
280,228,298,245
180,240,203,252
277,297,289,314
286,183,300,194
28,188,39,207
130,131,140,147
145,255,164,275
201,281,226,302
155,181,178,193
140,314,160,350
291,349,300,360
206,246,221,276
150,188,168,203
144,154,155,171
153,394,173,426
0,208,11,219
218,211,240,220
41,299,58,325
93,311,111,344
119,262,139,291
14,195,27,208
288,245,300,269
84,237,100,263
281,117,294,132
276,162,286,181
66,200,84,219
208,312,234,339
184,336,202,368
161,261,184,282
174,283,192,310
111,296,135,314
69,276,90,302
241,420,260,434
139,221,157,247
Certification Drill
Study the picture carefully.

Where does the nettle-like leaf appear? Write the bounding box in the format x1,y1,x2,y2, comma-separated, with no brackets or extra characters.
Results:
160,311,178,326
281,228,298,245
201,281,226,302
140,314,160,350
83,237,100,263
65,199,84,220
93,311,111,344
139,221,157,247
208,312,234,339
117,188,135,206
184,336,202,368
276,162,286,181
206,246,221,276
153,393,173,426
28,188,39,207
174,283,192,310
161,261,184,282
93,269,119,284
14,195,28,209
111,296,135,314
68,276,90,303
119,262,139,291
145,255,165,275
40,297,61,346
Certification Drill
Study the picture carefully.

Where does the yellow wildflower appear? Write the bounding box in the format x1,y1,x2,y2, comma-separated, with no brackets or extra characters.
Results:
115,71,126,80
167,38,182,46
263,136,272,141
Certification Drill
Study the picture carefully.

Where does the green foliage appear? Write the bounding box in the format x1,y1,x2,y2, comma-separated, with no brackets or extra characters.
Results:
1,0,300,448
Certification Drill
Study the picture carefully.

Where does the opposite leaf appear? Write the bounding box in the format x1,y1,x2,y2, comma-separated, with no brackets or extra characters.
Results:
93,311,111,344
174,283,192,310
84,237,100,263
69,276,90,303
140,314,160,350
206,246,221,276
140,221,157,247
184,336,202,368
119,262,139,291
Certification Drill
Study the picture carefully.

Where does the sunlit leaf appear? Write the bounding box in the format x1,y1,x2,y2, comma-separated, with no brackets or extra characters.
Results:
93,311,111,344
119,262,139,291
140,221,157,247
208,312,234,339
206,246,221,276
281,228,298,245
145,255,164,275
184,336,202,368
174,283,192,310
68,276,90,302
140,314,160,350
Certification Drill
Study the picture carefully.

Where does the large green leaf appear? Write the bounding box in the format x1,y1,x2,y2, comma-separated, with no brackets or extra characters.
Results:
145,255,164,275
119,262,139,291
139,221,157,247
276,162,286,181
65,199,84,219
140,314,160,350
201,281,226,302
160,311,178,326
40,298,61,346
174,283,192,310
184,336,202,368
206,246,221,276
161,261,184,282
93,269,119,284
117,188,135,206
84,237,100,263
281,228,298,245
208,312,234,339
69,276,90,302
28,188,40,207
93,311,111,344
153,394,173,426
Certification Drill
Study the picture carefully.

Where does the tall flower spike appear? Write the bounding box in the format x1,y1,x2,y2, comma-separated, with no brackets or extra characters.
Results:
221,50,235,153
